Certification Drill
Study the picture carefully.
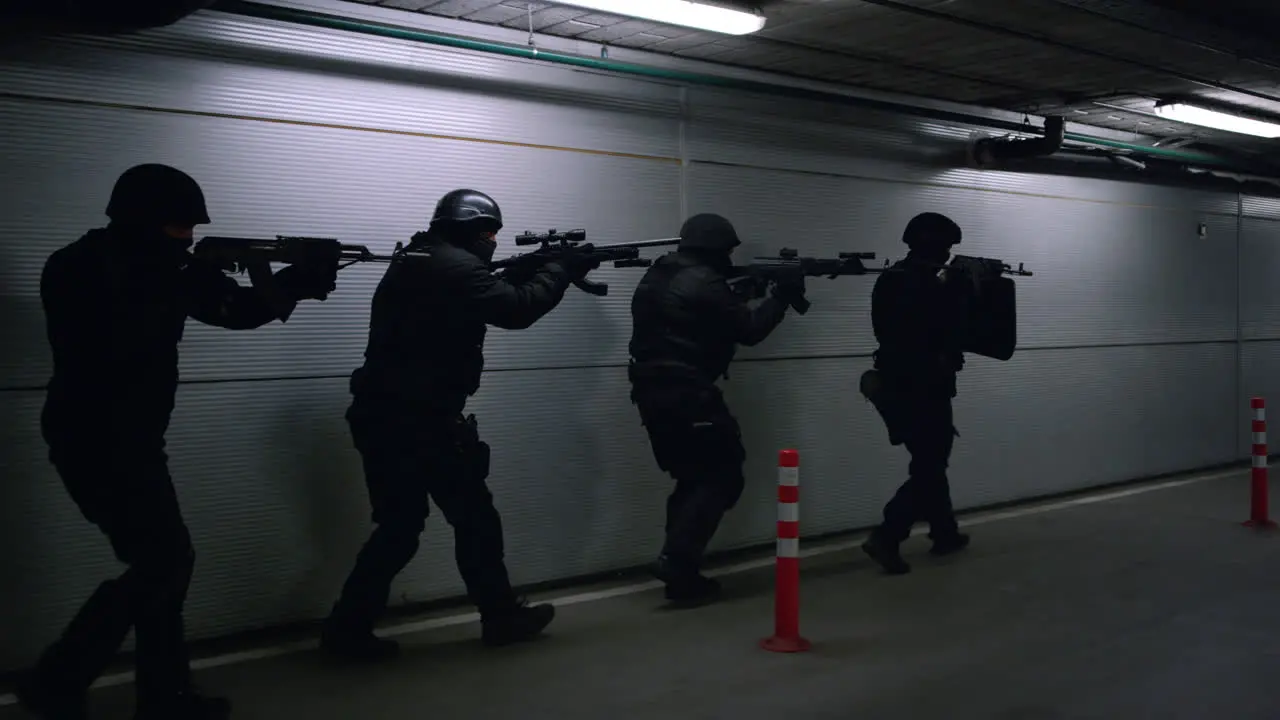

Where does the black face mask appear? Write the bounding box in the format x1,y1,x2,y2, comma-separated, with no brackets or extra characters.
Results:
467,237,497,264
110,225,192,265
907,245,950,267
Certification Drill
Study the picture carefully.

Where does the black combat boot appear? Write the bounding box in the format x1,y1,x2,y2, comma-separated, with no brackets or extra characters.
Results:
929,532,970,556
319,621,401,662
862,533,911,575
480,598,555,648
15,672,88,720
134,690,230,720
653,554,722,607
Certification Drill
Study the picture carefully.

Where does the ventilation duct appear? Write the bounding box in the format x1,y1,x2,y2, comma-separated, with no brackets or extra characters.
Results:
969,116,1067,168
0,0,214,34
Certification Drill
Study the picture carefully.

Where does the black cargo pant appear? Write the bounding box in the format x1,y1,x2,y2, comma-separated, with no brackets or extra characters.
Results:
877,391,961,544
327,401,517,633
631,378,746,574
33,420,196,707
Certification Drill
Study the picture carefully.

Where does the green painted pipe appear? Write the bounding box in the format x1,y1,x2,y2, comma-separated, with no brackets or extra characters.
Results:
216,0,1247,172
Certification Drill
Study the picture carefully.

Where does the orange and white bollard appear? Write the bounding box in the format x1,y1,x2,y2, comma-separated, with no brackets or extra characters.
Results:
761,449,811,653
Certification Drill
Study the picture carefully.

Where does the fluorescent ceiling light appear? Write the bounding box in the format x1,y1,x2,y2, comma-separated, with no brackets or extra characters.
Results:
551,0,767,36
1153,102,1280,139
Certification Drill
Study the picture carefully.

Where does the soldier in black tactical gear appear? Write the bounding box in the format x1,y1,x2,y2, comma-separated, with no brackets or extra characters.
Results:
19,164,338,720
628,213,804,605
322,189,601,660
861,212,971,576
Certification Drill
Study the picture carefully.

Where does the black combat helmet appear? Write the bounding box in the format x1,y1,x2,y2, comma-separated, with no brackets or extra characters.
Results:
677,213,741,253
430,189,503,232
902,212,962,249
106,163,210,227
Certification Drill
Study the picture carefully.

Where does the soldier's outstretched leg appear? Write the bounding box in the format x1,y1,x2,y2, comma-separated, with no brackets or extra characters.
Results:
432,467,555,647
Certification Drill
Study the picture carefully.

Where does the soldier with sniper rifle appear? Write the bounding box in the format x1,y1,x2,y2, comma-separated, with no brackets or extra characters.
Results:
306,189,680,660
188,196,680,657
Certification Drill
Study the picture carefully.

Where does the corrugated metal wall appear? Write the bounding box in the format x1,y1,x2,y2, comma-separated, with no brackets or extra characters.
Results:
1,8,1278,672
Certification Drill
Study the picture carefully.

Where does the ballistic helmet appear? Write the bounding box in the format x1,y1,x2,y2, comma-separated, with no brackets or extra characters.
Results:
106,163,210,227
677,213,741,253
430,189,503,232
902,212,961,249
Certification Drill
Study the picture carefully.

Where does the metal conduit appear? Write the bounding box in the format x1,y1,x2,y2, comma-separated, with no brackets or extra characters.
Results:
213,0,1257,175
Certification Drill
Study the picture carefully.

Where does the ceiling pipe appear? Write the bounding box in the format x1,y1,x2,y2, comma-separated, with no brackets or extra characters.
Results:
971,115,1066,167
855,0,1280,107
211,1,1271,178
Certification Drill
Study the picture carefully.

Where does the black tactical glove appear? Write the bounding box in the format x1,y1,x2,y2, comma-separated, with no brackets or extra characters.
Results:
277,261,338,301
498,263,540,285
560,251,602,280
772,274,807,307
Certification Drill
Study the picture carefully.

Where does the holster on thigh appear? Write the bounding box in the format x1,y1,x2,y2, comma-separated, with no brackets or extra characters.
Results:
452,413,491,482
636,384,745,476
860,369,908,446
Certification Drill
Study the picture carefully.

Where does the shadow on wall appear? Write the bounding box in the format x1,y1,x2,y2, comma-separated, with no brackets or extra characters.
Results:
552,297,651,571
0,294,49,390
0,388,126,672
0,393,39,638
270,384,368,624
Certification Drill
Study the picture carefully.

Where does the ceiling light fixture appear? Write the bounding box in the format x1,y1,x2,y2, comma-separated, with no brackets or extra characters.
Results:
1153,102,1280,139
551,1,767,36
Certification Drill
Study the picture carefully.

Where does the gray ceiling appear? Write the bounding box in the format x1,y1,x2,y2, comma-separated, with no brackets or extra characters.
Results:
336,0,1280,163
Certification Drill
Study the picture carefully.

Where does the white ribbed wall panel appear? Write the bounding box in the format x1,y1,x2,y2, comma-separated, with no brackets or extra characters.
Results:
1239,217,1280,341
686,162,1239,355
685,89,1243,217
1,367,668,668
0,98,681,387
0,12,683,155
1,343,1237,667
0,6,1274,672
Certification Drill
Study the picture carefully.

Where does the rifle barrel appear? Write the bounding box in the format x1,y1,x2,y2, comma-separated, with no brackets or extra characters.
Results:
592,237,681,250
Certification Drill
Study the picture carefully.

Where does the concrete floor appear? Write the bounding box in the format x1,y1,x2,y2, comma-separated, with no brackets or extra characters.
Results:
6,470,1280,720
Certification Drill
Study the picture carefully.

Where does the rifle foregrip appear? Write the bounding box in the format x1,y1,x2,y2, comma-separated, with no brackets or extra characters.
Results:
573,277,609,296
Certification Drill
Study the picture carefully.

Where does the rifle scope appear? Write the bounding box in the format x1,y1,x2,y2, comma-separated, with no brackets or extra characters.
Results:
514,228,587,246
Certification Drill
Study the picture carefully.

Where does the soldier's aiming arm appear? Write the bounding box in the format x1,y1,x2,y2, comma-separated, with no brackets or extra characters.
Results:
491,229,681,296
192,235,431,274
727,248,883,314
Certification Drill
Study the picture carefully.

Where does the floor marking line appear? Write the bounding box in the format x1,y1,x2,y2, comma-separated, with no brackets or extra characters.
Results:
0,466,1243,705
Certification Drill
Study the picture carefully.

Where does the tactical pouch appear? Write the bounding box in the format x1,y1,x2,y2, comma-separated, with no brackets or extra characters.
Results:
453,414,490,481
859,369,907,446
467,440,492,481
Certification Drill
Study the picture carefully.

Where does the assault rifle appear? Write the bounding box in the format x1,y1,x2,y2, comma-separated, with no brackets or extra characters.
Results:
948,254,1033,280
727,248,883,314
494,228,681,296
192,235,429,274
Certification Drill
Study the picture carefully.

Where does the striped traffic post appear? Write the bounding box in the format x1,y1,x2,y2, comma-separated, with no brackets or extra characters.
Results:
761,449,811,653
1245,397,1276,529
